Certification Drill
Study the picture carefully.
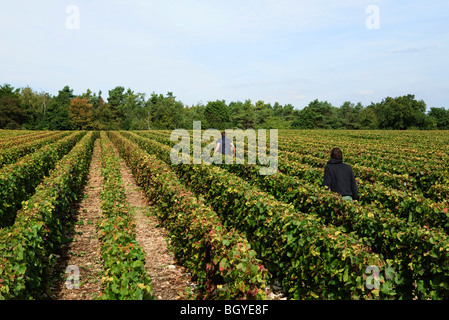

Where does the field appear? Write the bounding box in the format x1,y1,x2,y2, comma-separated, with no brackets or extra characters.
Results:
0,129,448,300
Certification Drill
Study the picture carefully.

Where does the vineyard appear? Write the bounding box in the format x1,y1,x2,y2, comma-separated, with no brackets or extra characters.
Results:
0,129,448,300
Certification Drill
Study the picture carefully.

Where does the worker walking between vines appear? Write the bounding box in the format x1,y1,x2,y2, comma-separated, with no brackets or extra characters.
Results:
323,147,359,202
214,131,235,157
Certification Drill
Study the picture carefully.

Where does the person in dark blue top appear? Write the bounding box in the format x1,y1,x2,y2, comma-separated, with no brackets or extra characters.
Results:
323,147,359,202
215,131,235,156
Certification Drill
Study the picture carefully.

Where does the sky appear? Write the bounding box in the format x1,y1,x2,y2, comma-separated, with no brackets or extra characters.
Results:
1,0,448,110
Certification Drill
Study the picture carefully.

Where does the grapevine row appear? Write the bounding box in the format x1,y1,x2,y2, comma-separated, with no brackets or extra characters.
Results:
0,130,35,139
109,131,269,299
96,132,155,300
152,129,449,298
0,131,96,299
220,161,449,299
138,130,449,222
0,131,71,169
0,131,58,150
275,155,449,233
0,131,85,228
135,130,449,299
277,130,448,162
121,131,392,300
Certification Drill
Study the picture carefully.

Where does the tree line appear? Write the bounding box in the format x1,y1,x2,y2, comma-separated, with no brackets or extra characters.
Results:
1,83,448,131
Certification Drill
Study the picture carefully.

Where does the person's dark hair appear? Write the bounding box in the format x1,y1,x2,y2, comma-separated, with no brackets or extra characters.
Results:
330,147,342,160
221,131,226,137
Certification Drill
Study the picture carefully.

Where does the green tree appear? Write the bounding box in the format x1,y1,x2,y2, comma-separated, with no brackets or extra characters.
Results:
373,94,428,130
41,86,74,130
231,99,256,129
339,101,363,129
0,84,28,129
255,102,296,129
0,84,20,97
428,107,449,130
69,97,93,130
204,100,229,129
107,86,125,109
359,104,379,129
18,86,41,128
148,92,185,129
93,99,120,130
81,89,103,110
181,103,207,129
254,101,273,128
107,86,126,128
291,106,315,129
121,89,147,130
292,99,339,129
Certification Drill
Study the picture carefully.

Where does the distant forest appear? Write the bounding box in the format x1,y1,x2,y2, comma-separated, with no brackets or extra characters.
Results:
1,83,448,131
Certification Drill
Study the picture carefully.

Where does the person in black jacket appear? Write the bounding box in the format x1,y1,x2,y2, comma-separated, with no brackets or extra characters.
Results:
322,147,359,202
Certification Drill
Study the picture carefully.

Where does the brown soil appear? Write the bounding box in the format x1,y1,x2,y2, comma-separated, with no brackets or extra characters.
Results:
50,137,194,300
111,143,194,300
50,139,104,300
48,136,283,300
111,144,285,300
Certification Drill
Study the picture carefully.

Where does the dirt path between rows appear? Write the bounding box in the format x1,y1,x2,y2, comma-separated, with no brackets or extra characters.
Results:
51,139,104,300
49,135,281,300
49,137,193,300
111,143,194,300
